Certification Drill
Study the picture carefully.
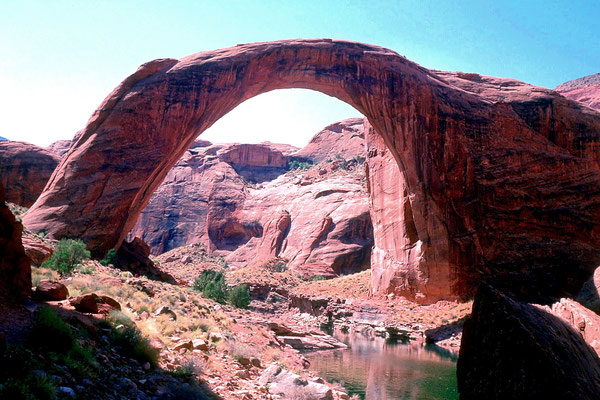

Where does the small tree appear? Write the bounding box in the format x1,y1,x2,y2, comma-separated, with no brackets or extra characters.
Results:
42,238,91,275
228,285,251,309
100,249,118,266
194,270,227,304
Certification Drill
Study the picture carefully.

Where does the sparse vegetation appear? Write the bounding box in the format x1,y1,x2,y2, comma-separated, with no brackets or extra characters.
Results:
99,248,118,266
41,238,90,275
227,284,251,309
194,270,228,304
105,311,159,367
287,159,313,171
311,275,327,282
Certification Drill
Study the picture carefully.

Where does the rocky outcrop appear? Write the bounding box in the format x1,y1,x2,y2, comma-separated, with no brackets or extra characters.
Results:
47,139,74,157
115,238,177,283
556,73,600,111
0,181,31,301
259,364,333,400
0,141,61,207
24,39,600,302
294,117,366,162
457,284,600,399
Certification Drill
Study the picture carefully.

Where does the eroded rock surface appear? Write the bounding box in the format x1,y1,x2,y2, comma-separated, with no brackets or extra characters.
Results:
23,39,600,302
458,284,600,399
0,141,60,207
556,73,600,111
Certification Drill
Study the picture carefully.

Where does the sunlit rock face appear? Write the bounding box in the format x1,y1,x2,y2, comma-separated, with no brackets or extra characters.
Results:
556,72,600,111
128,118,373,278
23,39,600,302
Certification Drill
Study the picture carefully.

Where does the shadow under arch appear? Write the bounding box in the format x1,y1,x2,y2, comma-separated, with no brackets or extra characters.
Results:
23,39,600,302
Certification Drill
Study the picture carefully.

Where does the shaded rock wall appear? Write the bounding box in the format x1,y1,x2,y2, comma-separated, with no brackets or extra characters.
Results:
0,182,31,301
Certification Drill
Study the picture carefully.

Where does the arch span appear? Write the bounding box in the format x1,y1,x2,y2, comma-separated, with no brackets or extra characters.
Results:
24,39,600,302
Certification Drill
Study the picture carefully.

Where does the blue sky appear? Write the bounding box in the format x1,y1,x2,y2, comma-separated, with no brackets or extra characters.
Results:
2,0,598,146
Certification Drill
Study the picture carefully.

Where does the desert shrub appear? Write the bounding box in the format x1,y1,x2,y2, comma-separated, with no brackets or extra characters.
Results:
353,155,364,165
311,275,327,282
41,239,90,276
287,160,313,170
194,270,227,304
265,260,287,272
99,248,118,266
227,285,251,309
29,306,74,353
108,321,158,366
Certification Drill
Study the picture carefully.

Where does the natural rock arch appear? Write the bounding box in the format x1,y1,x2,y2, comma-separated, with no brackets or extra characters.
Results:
23,39,600,302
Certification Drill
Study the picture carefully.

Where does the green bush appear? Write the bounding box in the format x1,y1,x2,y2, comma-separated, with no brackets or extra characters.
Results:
41,239,90,275
311,275,327,282
287,160,313,171
227,285,251,309
29,306,74,353
108,320,158,367
99,248,118,266
193,270,227,304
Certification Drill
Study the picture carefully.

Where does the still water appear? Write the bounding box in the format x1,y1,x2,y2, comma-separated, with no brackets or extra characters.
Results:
305,329,458,400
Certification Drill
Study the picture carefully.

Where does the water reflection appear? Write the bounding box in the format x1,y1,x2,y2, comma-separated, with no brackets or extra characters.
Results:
305,329,458,400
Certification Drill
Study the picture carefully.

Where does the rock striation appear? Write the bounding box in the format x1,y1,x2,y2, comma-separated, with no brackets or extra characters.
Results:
23,39,600,302
0,141,61,207
458,284,600,399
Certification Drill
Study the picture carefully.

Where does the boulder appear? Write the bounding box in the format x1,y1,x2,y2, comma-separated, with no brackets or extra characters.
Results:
70,293,121,314
259,364,333,400
115,238,176,283
34,280,69,301
21,233,54,265
457,284,600,399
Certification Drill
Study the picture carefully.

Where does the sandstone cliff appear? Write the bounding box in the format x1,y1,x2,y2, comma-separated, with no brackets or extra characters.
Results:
0,141,61,208
128,118,373,277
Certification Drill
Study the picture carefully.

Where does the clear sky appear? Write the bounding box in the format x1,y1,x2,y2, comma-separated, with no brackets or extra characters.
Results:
2,0,598,147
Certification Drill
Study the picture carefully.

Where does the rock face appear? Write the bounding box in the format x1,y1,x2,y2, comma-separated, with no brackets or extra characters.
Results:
294,117,366,163
129,119,372,277
0,141,61,207
47,139,74,157
0,181,31,301
23,39,600,302
457,284,600,399
556,73,600,111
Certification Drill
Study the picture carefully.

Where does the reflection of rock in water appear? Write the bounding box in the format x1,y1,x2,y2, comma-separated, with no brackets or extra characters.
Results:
306,329,458,400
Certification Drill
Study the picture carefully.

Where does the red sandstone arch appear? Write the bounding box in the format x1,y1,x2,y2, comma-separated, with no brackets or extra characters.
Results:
23,39,600,302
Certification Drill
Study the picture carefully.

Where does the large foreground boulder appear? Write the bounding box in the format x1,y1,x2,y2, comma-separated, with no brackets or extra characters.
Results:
457,284,600,399
0,182,31,301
